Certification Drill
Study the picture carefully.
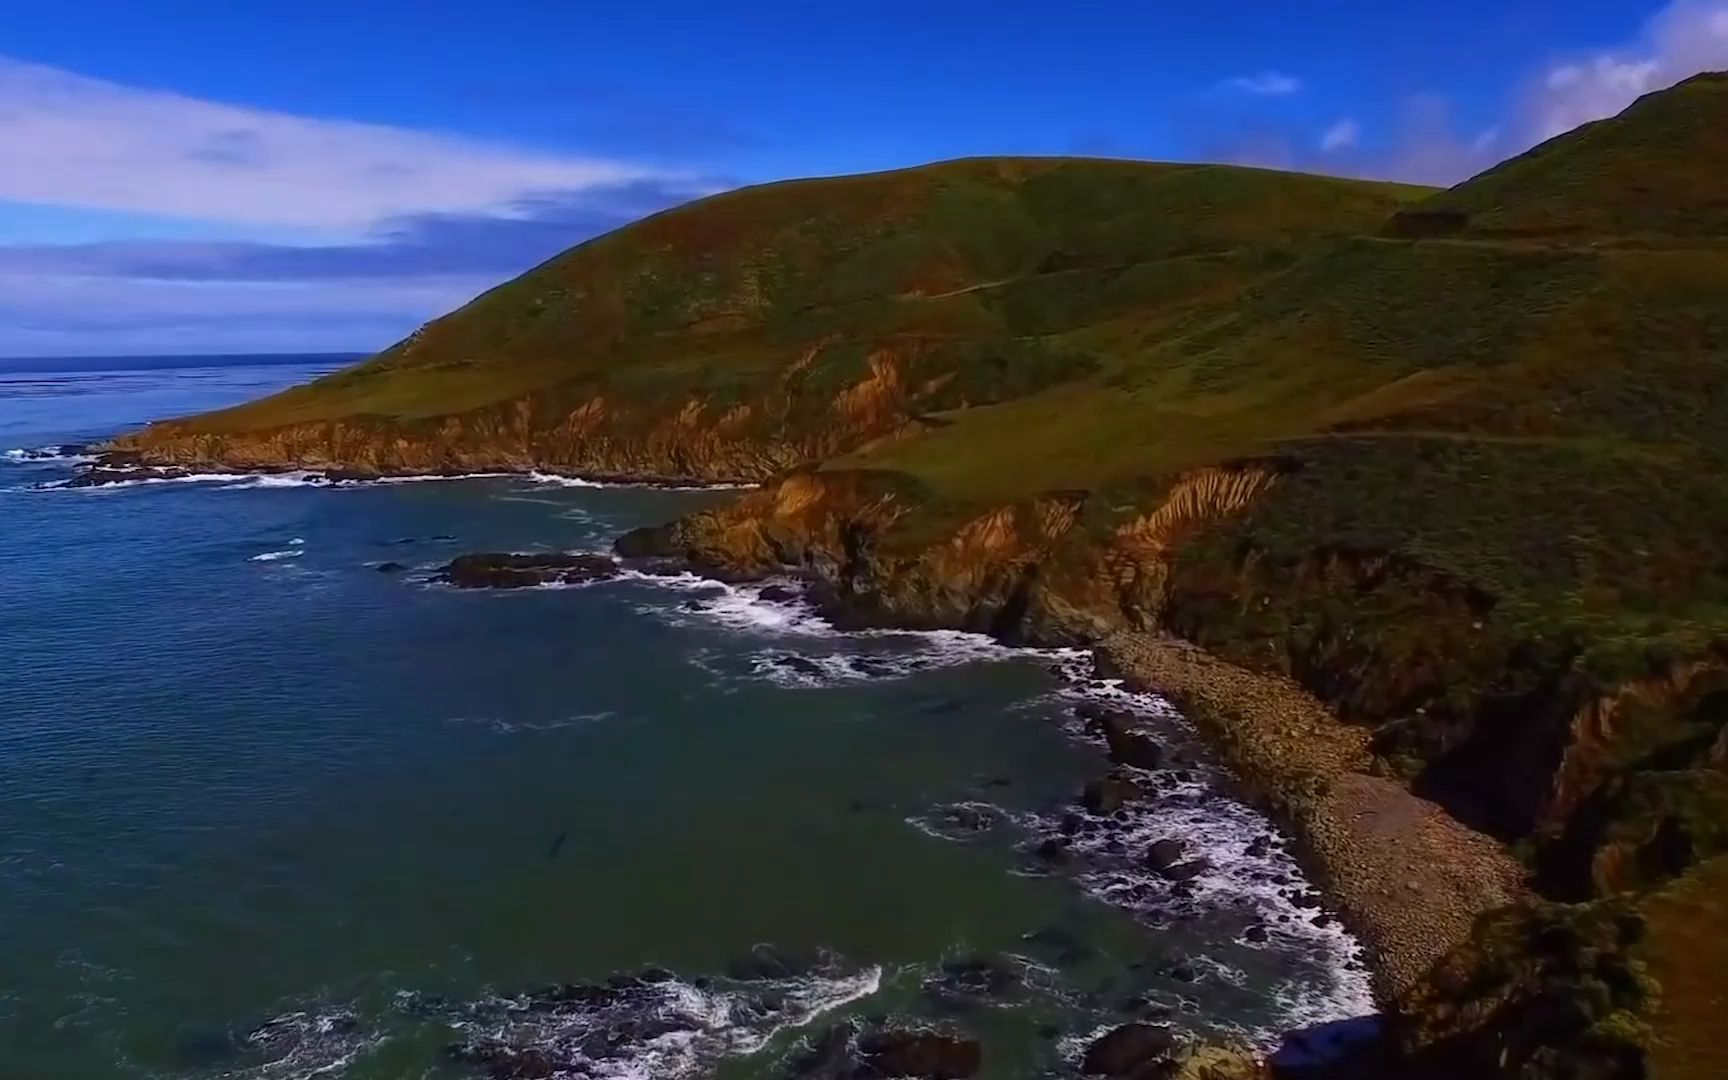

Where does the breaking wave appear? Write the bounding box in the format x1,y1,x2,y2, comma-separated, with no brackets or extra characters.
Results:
194,957,880,1080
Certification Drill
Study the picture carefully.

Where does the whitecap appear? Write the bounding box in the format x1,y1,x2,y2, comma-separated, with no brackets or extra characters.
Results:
249,550,303,562
3,445,97,465
527,469,755,492
1021,661,1378,1042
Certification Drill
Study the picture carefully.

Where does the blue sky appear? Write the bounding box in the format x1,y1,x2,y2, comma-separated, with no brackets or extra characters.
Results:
3,0,1725,356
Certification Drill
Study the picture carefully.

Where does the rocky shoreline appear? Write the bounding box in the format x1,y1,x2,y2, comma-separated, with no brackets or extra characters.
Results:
1096,634,1529,1006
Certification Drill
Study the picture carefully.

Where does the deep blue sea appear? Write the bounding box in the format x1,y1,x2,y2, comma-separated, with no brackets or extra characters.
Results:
0,355,1372,1079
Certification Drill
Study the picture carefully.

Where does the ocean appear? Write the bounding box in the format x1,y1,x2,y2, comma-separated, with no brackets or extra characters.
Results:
0,355,1373,1079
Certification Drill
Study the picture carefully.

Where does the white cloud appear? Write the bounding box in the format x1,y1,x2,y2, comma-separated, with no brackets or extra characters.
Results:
1223,71,1303,96
0,56,674,233
1319,118,1360,152
0,271,488,356
1526,0,1728,141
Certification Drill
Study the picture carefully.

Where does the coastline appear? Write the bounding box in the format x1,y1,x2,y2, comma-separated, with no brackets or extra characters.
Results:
1098,632,1530,1006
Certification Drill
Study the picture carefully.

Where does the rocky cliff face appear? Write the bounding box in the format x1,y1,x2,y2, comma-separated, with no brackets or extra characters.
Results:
609,466,1724,1079
622,463,1290,647
113,344,947,483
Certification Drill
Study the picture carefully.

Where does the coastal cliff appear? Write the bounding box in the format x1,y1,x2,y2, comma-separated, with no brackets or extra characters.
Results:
102,75,1728,1077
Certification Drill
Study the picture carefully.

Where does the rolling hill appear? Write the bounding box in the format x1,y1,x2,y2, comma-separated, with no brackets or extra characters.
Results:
113,73,1728,1078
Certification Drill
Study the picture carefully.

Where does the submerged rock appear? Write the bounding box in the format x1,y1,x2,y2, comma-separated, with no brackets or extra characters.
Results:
856,1030,981,1078
1081,773,1147,815
1146,838,1187,872
1083,1022,1178,1077
923,955,1021,1010
614,523,682,559
786,1022,857,1079
61,465,191,487
1158,858,1211,883
437,552,618,588
1078,704,1166,770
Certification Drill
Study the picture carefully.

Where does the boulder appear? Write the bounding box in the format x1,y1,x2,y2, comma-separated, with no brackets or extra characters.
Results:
321,467,381,482
445,1040,557,1078
614,524,681,559
1158,858,1211,883
62,465,188,487
1080,774,1146,815
1083,1023,1179,1077
1146,839,1187,872
1077,704,1164,770
374,561,406,573
856,1030,981,1079
786,1022,857,1080
437,552,618,589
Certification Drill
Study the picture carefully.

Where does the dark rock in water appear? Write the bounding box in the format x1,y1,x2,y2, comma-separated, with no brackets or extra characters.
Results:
786,1022,857,1080
1035,838,1069,863
917,696,966,715
1146,838,1186,871
614,523,681,559
374,561,406,573
1245,923,1271,944
727,943,819,982
1158,959,1199,983
523,981,617,1010
62,465,189,488
445,1039,558,1079
945,804,1001,833
1157,858,1211,883
1023,925,1094,965
438,552,618,589
934,956,1021,1000
1270,1015,1390,1080
321,467,381,483
1078,704,1165,770
1246,834,1273,858
856,1030,981,1079
169,1025,244,1068
1080,774,1145,815
982,776,1012,788
1082,1023,1178,1077
13,443,89,461
758,583,801,604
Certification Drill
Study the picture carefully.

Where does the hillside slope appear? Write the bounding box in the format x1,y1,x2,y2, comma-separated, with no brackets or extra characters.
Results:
117,156,1427,479
113,76,1728,1078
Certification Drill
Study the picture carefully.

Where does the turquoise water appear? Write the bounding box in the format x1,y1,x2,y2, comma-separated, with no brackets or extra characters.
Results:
0,357,1372,1079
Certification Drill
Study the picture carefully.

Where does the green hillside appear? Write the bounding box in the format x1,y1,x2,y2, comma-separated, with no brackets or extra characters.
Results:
118,70,1728,1078
153,156,1427,436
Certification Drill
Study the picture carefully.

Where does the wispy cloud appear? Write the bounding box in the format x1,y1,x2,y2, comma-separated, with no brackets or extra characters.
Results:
1221,71,1303,96
1319,118,1360,152
0,179,715,283
0,56,682,232
0,178,717,356
1521,0,1728,143
1214,0,1728,186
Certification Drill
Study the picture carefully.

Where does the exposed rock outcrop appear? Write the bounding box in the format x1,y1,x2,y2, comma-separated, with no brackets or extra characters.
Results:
437,552,619,589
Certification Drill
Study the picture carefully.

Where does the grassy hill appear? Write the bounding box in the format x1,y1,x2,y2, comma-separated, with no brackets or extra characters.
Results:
130,157,1426,448
119,72,1728,1078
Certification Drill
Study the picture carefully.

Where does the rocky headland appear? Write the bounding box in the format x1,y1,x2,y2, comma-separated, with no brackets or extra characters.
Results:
93,75,1728,1078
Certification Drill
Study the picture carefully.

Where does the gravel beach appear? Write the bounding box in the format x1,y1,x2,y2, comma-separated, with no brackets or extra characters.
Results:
1101,632,1529,1003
